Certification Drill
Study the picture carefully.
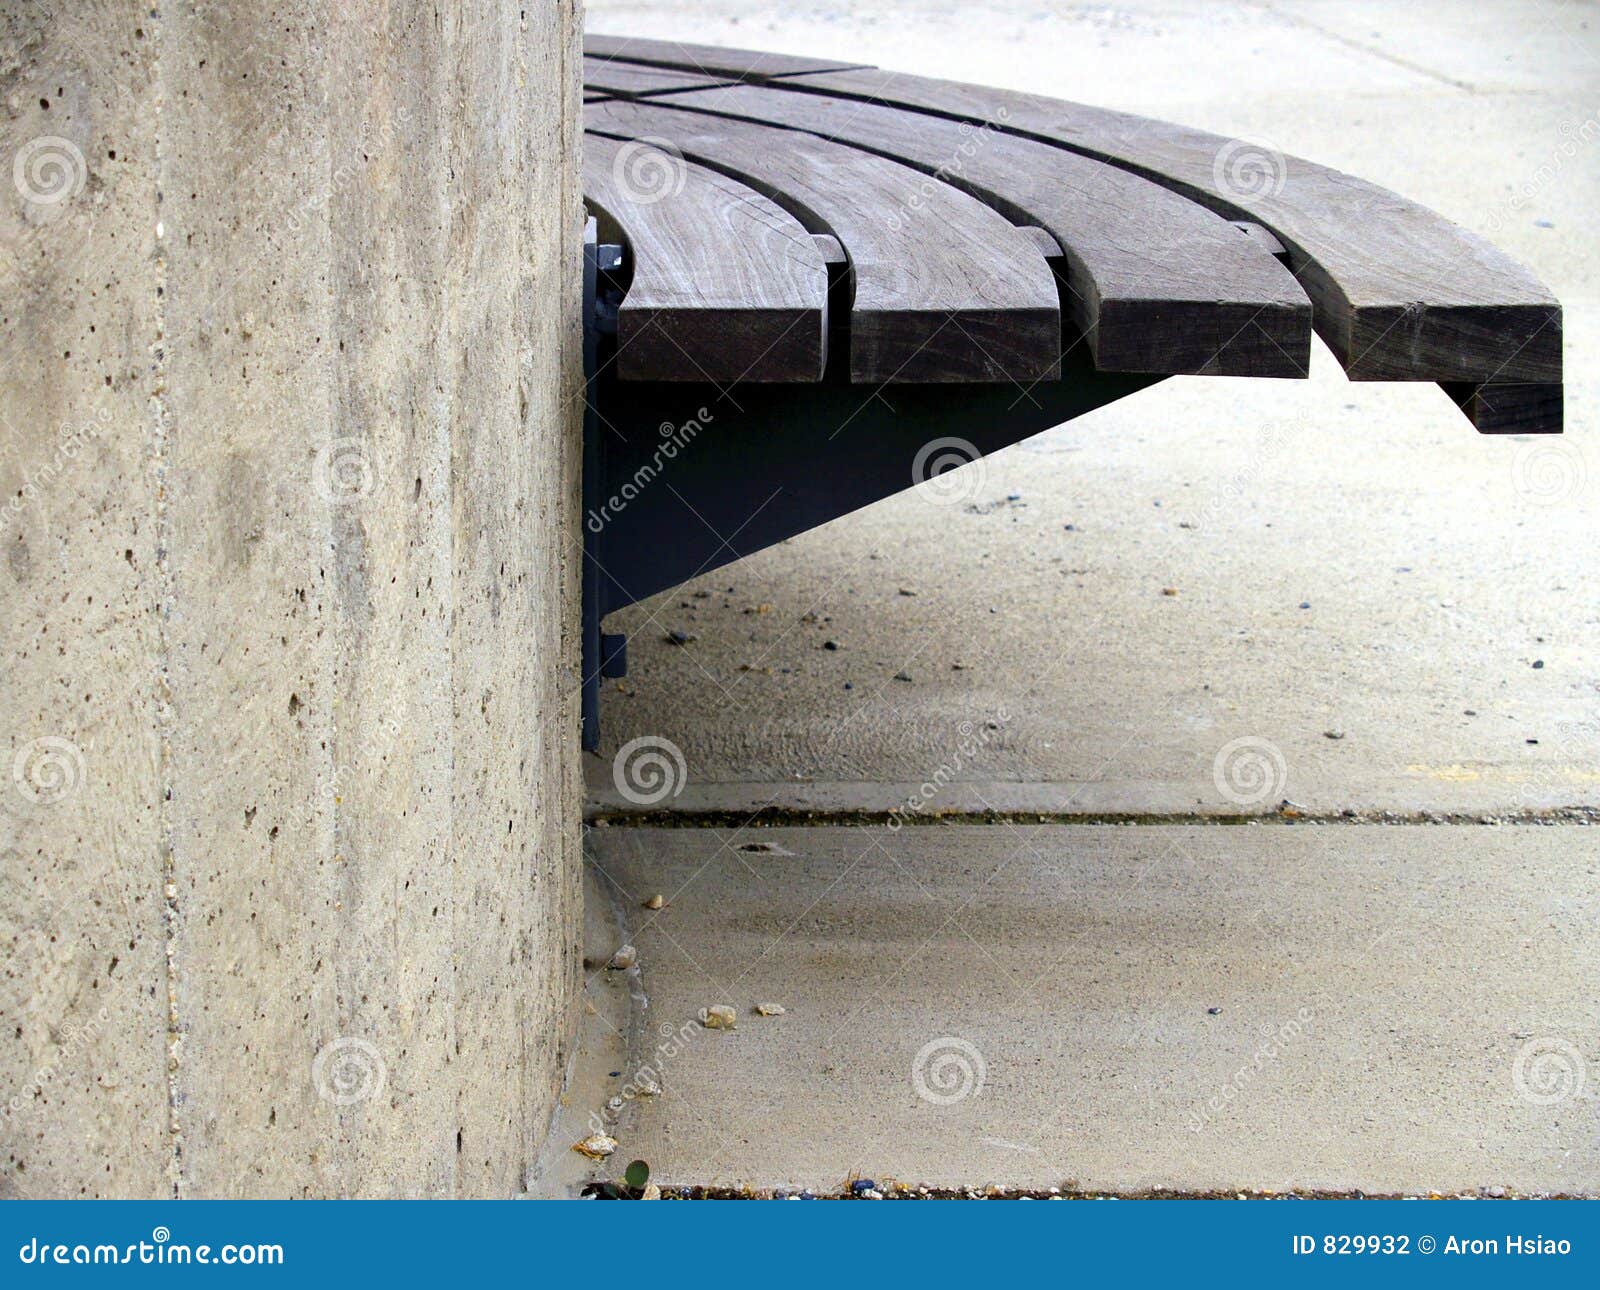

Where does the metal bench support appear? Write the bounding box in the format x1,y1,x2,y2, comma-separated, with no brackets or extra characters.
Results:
580,231,1160,750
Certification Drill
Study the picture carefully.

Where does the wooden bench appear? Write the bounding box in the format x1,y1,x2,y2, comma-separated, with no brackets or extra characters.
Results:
577,34,1563,746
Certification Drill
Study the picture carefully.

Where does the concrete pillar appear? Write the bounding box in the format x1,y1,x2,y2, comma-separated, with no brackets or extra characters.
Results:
1,2,584,1197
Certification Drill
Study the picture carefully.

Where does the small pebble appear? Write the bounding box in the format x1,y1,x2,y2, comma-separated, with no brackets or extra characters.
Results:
665,629,695,645
1532,659,1544,669
701,1004,737,1030
1207,1006,1223,1015
1161,587,1178,596
641,1183,661,1200
754,1002,786,1016
644,894,664,910
850,1178,877,1195
823,639,839,650
893,670,913,682
607,945,637,970
572,1133,617,1160
1299,601,1311,610
1323,730,1345,740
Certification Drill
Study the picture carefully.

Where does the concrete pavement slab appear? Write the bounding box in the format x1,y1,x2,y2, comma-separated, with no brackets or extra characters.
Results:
583,822,1599,1195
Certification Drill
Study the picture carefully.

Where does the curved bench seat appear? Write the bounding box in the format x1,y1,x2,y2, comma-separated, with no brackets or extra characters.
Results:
580,34,1561,433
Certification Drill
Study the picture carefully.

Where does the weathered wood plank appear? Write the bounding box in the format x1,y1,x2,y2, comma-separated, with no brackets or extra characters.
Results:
587,99,1062,384
786,66,1562,392
582,56,734,99
657,83,1313,378
583,132,828,382
585,33,869,80
1442,382,1564,435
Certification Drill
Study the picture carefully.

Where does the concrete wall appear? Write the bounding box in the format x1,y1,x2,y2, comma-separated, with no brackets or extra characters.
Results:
0,1,584,1197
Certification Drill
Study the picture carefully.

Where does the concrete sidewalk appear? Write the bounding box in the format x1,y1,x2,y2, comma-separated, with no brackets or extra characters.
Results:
560,0,1600,1195
583,823,1597,1195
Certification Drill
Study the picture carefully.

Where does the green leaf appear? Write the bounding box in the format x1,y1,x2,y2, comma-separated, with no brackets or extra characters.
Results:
624,1159,651,1189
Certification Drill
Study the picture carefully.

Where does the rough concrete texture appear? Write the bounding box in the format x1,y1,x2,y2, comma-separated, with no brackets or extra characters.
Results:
589,823,1600,1195
585,0,1598,818
2,2,584,1197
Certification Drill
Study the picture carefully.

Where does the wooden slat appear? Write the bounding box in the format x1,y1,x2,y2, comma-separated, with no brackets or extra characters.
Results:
585,33,869,80
582,133,828,382
582,56,734,100
655,83,1313,378
1442,382,1563,435
586,99,1062,384
786,66,1562,393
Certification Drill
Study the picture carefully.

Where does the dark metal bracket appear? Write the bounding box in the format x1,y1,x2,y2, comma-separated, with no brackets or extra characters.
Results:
580,223,1163,750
